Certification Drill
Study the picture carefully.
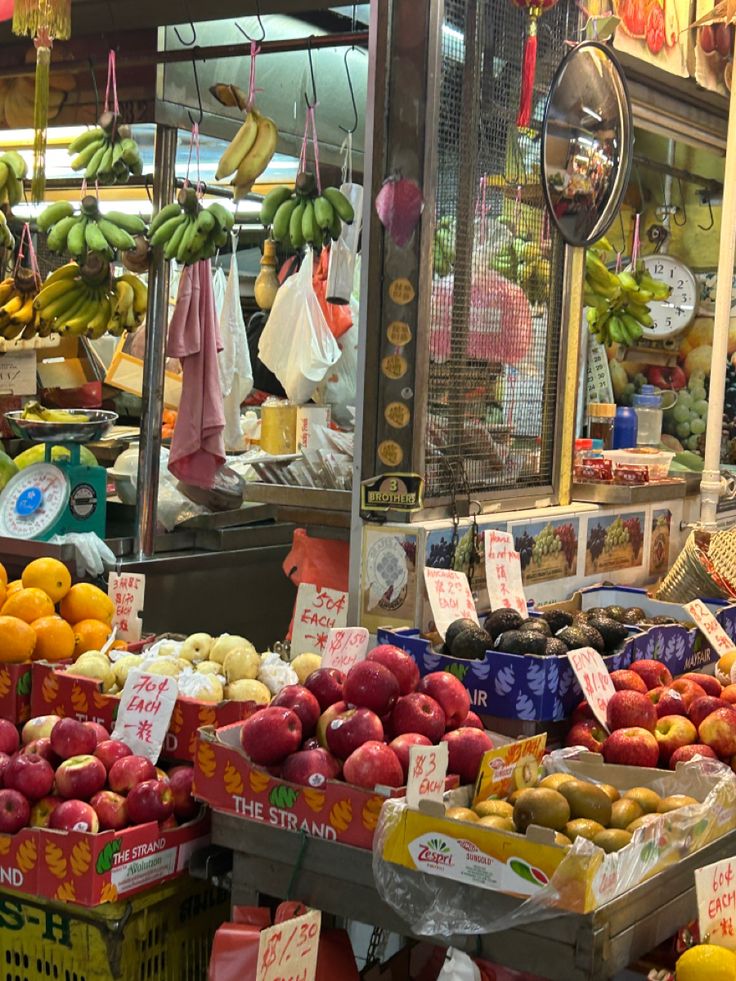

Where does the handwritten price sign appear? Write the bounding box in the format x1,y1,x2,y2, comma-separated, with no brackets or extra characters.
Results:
685,600,735,661
484,530,527,618
322,627,369,672
406,742,448,809
291,584,349,657
111,670,178,763
108,571,145,642
695,857,736,950
567,647,615,731
423,568,478,640
256,908,321,981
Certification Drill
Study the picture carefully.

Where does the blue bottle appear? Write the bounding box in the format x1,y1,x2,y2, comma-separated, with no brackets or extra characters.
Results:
613,406,638,449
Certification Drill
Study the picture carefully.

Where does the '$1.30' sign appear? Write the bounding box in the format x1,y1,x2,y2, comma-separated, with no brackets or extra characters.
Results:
256,909,321,981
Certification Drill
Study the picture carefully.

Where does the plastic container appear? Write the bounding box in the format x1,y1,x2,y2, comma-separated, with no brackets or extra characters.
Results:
602,448,675,479
632,385,664,446
259,399,297,454
586,402,616,448
613,405,638,449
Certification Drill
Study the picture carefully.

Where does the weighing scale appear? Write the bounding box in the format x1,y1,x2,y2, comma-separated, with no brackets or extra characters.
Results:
0,409,117,540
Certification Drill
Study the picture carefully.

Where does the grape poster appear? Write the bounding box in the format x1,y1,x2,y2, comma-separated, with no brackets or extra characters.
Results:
585,512,645,576
510,518,580,586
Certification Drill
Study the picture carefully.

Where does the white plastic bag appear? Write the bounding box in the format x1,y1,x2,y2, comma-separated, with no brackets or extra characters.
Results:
327,182,363,304
312,298,358,427
218,244,253,451
258,249,341,404
437,950,482,981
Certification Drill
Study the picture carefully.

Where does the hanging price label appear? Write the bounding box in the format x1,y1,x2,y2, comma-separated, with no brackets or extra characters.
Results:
567,647,615,731
290,584,349,657
423,568,479,640
406,741,448,809
695,857,736,950
111,670,178,763
256,909,321,981
484,530,527,618
108,571,145,642
685,600,735,660
321,627,369,673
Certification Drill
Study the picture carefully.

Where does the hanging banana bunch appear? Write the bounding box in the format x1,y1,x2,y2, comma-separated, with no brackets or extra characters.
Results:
37,196,147,261
260,175,354,252
149,187,234,265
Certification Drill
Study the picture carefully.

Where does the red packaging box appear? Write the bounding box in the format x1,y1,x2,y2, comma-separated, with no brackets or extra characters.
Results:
31,662,248,762
0,663,31,724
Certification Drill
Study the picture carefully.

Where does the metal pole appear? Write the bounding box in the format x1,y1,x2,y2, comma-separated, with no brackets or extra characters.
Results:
134,124,176,559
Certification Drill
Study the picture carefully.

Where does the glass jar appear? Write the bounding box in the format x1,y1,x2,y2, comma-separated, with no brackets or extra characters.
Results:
586,402,616,449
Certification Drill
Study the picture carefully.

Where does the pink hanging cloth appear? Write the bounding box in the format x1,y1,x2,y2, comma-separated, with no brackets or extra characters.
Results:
166,260,226,488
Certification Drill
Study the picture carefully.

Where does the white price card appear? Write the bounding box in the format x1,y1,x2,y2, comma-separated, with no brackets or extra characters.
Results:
256,908,321,981
0,350,36,395
695,857,736,950
111,670,178,763
322,627,369,673
484,529,527,618
290,583,348,657
685,600,735,660
423,567,479,640
108,571,145,642
406,741,449,810
567,647,615,731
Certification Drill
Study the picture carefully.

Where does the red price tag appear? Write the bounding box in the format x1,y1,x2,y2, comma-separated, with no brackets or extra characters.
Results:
484,530,527,618
322,627,369,672
423,568,478,640
695,857,736,950
111,670,178,763
256,909,321,981
406,742,448,809
567,647,615,731
685,600,735,661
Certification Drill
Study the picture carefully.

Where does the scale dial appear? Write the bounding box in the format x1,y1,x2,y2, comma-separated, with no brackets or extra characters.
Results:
0,463,70,540
639,255,697,339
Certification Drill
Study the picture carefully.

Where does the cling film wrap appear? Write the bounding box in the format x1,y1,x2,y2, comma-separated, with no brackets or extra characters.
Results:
373,752,736,936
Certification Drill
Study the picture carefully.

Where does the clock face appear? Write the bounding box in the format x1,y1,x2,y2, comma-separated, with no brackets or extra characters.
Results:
639,255,697,339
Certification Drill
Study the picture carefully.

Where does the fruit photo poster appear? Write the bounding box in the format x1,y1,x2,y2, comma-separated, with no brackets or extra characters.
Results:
587,0,693,77
510,518,580,586
585,511,645,576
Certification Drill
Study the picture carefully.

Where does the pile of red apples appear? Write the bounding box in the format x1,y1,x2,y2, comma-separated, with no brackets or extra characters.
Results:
0,715,197,835
240,645,494,789
566,659,736,769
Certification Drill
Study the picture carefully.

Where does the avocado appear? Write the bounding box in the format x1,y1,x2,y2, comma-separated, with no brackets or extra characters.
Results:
450,627,492,660
642,615,677,625
621,606,647,624
556,624,605,654
605,605,627,623
574,622,606,654
544,637,569,657
539,609,573,634
519,618,552,637
586,614,628,652
446,618,481,648
496,630,547,656
484,608,523,639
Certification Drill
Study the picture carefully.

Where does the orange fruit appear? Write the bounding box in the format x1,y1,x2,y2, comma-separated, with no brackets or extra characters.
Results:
22,557,72,603
0,615,36,663
6,580,22,597
111,640,128,651
72,619,112,659
31,615,75,662
1,587,55,624
0,562,7,588
60,583,114,625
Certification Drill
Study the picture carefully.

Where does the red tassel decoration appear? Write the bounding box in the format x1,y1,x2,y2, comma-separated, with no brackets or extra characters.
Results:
517,14,539,129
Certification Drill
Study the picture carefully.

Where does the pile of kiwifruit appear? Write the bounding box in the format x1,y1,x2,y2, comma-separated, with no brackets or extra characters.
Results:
445,773,699,853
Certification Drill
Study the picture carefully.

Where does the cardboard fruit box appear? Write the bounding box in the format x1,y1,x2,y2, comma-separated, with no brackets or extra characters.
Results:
30,662,248,763
0,811,210,906
193,723,413,851
0,662,31,724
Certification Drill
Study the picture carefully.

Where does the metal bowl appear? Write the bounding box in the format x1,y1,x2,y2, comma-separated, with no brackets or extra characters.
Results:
4,409,118,444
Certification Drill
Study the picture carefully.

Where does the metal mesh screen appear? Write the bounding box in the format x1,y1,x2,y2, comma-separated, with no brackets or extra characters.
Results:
426,0,580,500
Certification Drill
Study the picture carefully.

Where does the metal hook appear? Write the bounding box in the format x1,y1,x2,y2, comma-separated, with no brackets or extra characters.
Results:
173,21,197,47
673,179,687,227
235,3,266,44
698,192,715,232
187,53,204,126
339,48,359,135
143,174,153,206
305,36,318,108
88,57,100,121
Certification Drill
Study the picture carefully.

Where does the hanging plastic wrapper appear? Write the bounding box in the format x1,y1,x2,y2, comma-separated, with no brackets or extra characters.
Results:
327,130,364,305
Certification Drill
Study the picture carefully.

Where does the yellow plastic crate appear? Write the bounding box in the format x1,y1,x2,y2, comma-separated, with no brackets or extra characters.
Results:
0,875,229,981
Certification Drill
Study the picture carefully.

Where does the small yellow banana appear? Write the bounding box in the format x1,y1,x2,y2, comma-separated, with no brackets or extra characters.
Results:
215,112,259,181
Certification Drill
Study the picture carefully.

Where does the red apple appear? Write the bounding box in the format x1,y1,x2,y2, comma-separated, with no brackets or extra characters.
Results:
667,678,707,709
108,755,157,794
343,661,399,716
721,684,736,705
21,737,59,767
83,721,110,746
240,707,302,766
680,673,722,698
0,789,29,833
610,670,648,694
166,766,199,820
271,685,321,739
94,739,133,773
389,733,432,781
670,744,718,769
126,779,175,824
647,685,665,707
458,710,483,731
303,668,346,711
688,696,731,730
391,693,446,743
655,688,689,719
571,700,594,723
343,741,403,789
50,799,99,833
565,719,607,754
442,727,494,784
29,795,60,828
55,755,106,801
655,715,697,764
21,715,58,745
417,673,471,729
325,707,384,760
698,707,736,757
90,790,129,830
281,748,341,788
315,701,348,748
606,690,657,733
630,660,673,690
367,644,420,695
601,726,660,767
4,753,54,801
0,720,19,757
160,814,178,830
50,718,96,761
0,752,9,788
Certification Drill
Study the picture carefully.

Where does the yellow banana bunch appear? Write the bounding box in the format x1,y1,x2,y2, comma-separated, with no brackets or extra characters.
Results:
21,401,90,423
584,248,671,348
0,267,41,341
216,107,278,201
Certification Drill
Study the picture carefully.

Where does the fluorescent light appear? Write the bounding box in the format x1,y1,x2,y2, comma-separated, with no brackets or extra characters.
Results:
442,24,464,44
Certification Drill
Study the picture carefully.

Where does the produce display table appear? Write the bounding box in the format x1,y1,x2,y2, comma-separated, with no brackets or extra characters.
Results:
210,812,736,980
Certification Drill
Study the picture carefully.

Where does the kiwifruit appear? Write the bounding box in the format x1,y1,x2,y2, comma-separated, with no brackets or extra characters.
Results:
558,779,612,825
544,637,569,657
513,756,540,790
657,794,699,813
594,828,632,853
484,608,523,640
478,815,516,832
474,799,514,819
539,772,575,791
598,783,620,803
445,806,479,822
513,787,570,833
519,618,552,638
540,609,574,634
610,798,643,829
446,618,480,649
627,813,662,834
508,788,530,806
564,818,605,842
554,831,572,846
623,787,661,814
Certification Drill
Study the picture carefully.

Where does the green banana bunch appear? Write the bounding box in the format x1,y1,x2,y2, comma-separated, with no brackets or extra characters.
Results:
433,216,456,277
68,115,144,185
0,210,14,252
38,196,146,261
583,247,671,347
0,151,26,211
149,187,234,265
259,177,354,252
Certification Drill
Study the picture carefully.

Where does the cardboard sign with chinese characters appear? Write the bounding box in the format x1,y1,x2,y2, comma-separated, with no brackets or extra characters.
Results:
0,349,36,395
685,600,735,660
484,529,527,618
322,627,369,672
473,734,547,806
290,584,349,657
406,741,448,810
695,857,736,950
111,670,178,762
108,571,145,642
256,908,321,981
567,647,615,730
423,568,479,639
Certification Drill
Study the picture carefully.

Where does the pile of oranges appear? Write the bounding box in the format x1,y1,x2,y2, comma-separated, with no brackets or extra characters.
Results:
0,557,120,664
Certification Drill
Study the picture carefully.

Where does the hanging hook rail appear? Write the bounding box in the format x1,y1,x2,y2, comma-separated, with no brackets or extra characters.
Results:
235,0,266,44
305,35,318,109
173,21,197,47
187,52,204,126
632,153,722,195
